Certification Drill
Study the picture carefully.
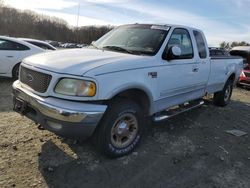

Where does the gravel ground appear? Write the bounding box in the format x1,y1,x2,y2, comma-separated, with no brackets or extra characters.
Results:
0,78,250,188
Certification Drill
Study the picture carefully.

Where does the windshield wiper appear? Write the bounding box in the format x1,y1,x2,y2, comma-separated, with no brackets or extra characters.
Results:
102,45,134,54
89,42,99,49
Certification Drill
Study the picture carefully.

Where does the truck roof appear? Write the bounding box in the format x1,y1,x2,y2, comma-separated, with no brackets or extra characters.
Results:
121,23,202,32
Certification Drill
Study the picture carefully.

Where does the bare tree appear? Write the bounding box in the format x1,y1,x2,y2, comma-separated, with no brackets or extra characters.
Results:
220,41,230,50
0,4,113,44
0,0,4,6
220,41,250,50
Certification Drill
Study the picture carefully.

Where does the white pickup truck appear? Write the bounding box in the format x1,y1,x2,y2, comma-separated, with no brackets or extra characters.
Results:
12,24,243,157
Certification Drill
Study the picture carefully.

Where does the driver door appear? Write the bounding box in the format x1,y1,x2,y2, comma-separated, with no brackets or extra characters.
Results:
156,28,207,112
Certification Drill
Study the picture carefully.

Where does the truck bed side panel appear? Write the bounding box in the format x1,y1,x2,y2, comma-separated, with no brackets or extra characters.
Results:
206,57,243,94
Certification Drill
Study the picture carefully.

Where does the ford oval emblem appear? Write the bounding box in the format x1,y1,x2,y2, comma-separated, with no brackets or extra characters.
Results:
27,74,33,82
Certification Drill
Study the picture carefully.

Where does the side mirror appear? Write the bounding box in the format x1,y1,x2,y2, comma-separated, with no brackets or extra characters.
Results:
164,46,182,60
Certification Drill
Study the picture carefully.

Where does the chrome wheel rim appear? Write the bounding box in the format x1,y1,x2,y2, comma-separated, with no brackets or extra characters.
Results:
111,113,138,148
224,85,231,101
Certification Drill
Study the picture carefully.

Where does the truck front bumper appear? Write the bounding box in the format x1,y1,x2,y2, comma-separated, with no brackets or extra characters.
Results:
12,81,107,139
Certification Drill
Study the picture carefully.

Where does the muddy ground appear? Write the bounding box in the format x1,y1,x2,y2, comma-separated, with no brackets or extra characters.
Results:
0,78,249,188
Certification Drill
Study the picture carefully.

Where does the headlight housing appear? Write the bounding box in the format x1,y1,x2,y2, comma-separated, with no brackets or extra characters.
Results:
55,78,96,97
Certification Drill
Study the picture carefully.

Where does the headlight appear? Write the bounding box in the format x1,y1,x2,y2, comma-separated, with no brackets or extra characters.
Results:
55,78,96,97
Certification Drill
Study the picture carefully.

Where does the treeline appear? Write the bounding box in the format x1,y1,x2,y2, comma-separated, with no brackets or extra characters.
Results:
0,2,113,44
220,41,250,50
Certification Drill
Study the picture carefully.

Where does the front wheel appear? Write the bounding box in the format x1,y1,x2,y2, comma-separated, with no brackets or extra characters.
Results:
95,99,144,158
213,79,233,107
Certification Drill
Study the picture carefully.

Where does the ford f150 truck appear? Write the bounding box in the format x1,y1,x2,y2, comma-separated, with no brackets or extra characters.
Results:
12,24,243,157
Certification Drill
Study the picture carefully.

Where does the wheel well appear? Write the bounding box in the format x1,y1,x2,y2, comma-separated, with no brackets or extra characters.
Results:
111,89,151,115
12,63,21,77
228,73,235,82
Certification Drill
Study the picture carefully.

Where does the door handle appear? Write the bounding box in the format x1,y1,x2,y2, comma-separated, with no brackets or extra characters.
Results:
192,67,199,72
6,56,13,58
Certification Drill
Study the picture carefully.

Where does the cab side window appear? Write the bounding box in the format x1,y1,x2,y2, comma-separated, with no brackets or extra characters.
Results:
0,39,30,51
193,30,207,59
164,28,194,59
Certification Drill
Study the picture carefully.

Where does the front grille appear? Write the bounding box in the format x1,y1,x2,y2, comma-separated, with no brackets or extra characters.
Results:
20,66,52,93
244,71,250,78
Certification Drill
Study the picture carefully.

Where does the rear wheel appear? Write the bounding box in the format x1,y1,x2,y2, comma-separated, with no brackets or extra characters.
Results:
213,79,233,106
12,63,20,80
95,99,143,158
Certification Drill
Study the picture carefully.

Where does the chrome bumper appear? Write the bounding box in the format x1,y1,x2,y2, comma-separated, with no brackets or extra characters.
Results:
12,80,107,139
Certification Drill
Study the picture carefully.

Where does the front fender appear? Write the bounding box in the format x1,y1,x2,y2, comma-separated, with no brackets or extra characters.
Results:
104,83,156,114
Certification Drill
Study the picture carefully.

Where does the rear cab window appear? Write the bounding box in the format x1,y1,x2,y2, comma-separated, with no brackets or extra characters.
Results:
193,30,207,59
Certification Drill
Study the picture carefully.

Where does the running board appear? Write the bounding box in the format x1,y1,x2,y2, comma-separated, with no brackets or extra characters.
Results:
153,100,204,122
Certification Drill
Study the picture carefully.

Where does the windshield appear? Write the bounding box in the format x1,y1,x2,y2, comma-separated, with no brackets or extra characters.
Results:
94,24,169,56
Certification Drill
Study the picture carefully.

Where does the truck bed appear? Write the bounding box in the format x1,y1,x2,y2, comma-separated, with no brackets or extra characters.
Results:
206,56,243,94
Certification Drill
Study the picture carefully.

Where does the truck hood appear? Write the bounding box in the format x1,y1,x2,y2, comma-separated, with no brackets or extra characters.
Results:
23,48,145,76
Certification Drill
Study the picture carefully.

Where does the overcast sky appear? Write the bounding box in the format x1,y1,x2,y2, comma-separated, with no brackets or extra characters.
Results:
4,0,250,46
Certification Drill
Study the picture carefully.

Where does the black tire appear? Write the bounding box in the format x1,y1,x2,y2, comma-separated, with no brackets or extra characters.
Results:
236,82,241,88
12,63,20,80
213,79,233,107
95,98,144,158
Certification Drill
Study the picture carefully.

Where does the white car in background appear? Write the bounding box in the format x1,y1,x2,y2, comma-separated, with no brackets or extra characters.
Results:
19,38,57,51
0,36,45,79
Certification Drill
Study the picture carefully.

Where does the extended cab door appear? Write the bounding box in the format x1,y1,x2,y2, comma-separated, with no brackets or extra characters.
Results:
192,30,210,92
156,28,209,112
